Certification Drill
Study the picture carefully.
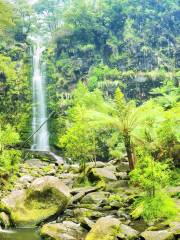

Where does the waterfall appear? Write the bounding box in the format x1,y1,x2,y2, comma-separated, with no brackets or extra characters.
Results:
31,36,49,151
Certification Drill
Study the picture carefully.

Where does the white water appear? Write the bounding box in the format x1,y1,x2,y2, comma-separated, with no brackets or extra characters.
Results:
31,37,49,151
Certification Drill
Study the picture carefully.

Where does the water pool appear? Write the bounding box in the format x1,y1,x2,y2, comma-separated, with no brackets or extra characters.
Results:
0,228,41,240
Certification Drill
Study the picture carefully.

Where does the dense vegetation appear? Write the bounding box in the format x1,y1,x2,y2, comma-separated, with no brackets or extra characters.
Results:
0,0,179,228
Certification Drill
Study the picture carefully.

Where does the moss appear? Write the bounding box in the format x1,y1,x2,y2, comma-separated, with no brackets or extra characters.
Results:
86,224,120,240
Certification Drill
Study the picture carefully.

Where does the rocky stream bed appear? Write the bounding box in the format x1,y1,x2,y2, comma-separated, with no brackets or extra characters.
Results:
0,158,179,240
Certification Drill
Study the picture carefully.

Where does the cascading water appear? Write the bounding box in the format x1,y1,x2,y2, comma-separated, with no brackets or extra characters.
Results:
31,36,49,151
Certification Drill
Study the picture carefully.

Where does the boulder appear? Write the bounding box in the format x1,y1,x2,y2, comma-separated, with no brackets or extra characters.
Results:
141,230,174,240
106,180,129,193
81,192,110,205
73,208,104,221
88,168,117,182
41,221,87,240
85,216,120,240
116,162,129,172
86,161,106,169
1,176,71,227
115,172,129,180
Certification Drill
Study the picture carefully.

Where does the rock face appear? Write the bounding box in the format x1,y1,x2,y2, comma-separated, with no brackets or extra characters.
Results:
85,216,120,240
141,230,174,240
1,176,71,227
41,221,87,240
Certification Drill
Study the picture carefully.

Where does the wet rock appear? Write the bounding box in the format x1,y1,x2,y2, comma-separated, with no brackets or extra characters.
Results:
141,230,174,240
1,176,71,227
85,216,120,240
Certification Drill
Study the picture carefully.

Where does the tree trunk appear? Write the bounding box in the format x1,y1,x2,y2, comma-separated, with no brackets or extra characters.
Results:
124,134,135,170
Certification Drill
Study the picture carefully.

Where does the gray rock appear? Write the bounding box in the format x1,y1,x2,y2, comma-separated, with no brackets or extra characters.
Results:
141,230,174,240
86,161,106,168
41,221,87,240
81,217,95,229
88,167,117,182
115,172,129,180
116,162,130,172
81,192,110,205
118,224,139,239
106,180,129,193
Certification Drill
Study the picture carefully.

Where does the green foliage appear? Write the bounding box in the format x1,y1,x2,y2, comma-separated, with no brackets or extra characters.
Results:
0,53,31,141
130,150,176,221
88,64,124,95
0,0,13,36
59,106,98,165
130,152,170,196
0,124,21,185
131,192,177,221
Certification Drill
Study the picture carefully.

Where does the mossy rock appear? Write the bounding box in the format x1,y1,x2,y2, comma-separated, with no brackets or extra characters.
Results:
1,176,71,227
141,230,174,240
87,167,117,184
85,216,120,240
41,221,87,240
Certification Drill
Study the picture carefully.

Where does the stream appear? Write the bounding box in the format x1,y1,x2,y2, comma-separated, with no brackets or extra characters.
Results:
0,228,41,240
